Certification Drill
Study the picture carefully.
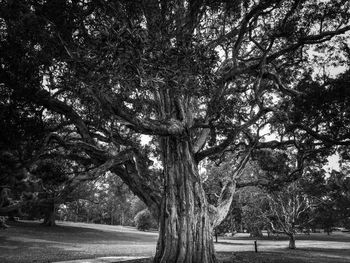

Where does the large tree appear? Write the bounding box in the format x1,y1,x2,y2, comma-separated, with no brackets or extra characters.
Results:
1,1,350,262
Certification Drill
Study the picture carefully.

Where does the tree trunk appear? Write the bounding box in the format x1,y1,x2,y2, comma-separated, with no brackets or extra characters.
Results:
75,202,79,222
110,207,114,225
154,138,217,263
43,202,56,226
288,234,296,249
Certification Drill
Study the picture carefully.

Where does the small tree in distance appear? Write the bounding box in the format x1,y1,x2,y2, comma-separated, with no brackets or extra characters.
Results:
241,187,270,238
266,182,312,249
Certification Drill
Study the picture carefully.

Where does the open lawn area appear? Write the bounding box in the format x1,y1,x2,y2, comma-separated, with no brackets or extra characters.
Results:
0,221,349,263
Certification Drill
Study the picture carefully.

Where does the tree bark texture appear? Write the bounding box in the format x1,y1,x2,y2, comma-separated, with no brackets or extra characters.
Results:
154,137,217,263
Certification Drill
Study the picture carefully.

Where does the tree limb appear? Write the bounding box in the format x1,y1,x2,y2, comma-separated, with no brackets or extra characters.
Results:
196,108,270,161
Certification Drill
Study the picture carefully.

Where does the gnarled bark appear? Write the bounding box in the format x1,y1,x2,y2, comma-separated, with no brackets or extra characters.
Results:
154,137,217,263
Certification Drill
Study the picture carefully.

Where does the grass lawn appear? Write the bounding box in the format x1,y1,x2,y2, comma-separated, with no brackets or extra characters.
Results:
0,220,349,263
0,220,158,263
216,232,350,262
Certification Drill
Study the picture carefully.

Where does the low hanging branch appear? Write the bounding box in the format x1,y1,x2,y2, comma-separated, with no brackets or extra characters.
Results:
54,149,135,201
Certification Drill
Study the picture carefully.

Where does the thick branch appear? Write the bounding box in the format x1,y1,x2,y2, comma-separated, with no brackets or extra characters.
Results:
34,90,94,145
289,124,350,146
193,128,210,153
210,146,253,228
263,72,303,97
266,25,350,64
196,109,270,161
110,161,161,219
47,133,108,162
256,140,295,149
221,25,350,83
97,92,186,136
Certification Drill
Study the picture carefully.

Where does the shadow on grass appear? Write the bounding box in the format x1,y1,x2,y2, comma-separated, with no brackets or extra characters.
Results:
218,250,350,263
221,233,350,242
215,241,254,246
297,247,350,257
0,232,87,263
4,220,158,243
0,220,157,263
295,233,350,242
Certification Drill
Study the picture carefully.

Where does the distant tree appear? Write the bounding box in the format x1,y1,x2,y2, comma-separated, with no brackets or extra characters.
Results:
310,169,350,233
240,187,270,238
266,182,312,249
234,149,317,243
90,172,136,225
59,172,141,226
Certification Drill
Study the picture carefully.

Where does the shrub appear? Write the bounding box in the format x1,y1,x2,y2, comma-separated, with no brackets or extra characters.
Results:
134,209,157,231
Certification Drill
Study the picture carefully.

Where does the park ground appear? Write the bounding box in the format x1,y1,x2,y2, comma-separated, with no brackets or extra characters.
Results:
0,221,349,263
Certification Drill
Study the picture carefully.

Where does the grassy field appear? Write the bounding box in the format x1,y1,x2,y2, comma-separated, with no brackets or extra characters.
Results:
0,220,349,263
0,221,158,263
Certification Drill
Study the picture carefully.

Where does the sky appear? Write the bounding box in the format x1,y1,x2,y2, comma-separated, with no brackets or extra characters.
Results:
325,154,340,172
